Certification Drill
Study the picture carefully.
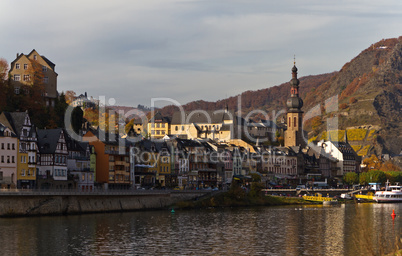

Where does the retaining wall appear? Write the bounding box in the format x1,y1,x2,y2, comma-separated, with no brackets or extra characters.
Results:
0,191,206,217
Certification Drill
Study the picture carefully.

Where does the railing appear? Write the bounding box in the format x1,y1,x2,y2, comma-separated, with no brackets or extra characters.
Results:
0,188,209,196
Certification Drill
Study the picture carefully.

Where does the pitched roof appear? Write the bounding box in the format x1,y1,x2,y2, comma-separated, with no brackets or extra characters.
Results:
0,123,17,137
171,110,235,125
37,128,63,154
0,112,27,137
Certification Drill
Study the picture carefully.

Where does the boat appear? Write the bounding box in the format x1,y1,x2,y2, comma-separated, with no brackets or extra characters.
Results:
302,193,337,202
374,184,402,203
340,193,352,199
355,192,374,201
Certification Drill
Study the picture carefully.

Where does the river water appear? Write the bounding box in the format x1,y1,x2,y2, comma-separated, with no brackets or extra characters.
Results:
0,203,401,256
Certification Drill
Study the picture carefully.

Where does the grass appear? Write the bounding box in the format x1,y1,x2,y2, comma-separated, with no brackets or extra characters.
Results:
359,145,372,156
367,129,377,140
347,128,368,141
352,145,362,152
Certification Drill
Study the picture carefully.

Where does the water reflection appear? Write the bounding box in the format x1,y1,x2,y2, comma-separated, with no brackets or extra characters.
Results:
0,203,400,255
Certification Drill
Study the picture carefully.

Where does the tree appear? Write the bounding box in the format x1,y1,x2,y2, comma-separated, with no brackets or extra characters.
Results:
311,116,322,135
54,92,69,128
71,107,84,134
343,172,359,185
359,172,368,185
250,173,261,182
360,170,387,185
65,90,76,105
125,118,135,134
0,58,8,111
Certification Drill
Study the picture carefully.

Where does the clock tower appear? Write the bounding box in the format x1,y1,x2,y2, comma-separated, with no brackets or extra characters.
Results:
284,62,305,147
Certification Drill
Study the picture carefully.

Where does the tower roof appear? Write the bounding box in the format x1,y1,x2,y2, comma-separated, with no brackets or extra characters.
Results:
286,63,303,112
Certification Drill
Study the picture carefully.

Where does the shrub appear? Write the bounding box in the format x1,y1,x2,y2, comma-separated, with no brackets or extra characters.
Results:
349,97,358,104
339,103,349,109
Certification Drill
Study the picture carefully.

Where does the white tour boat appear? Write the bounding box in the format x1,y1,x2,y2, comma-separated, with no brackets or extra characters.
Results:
374,183,402,203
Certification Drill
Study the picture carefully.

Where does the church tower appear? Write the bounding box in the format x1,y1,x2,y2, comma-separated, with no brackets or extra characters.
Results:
284,61,305,147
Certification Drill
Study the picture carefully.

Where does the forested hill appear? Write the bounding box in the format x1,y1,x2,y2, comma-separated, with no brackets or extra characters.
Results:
160,36,402,157
160,72,337,117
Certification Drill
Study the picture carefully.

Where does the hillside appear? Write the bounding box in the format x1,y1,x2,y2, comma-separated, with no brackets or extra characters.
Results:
160,72,337,117
160,36,402,157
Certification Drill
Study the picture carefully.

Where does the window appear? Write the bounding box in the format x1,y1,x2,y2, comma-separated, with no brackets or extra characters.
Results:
33,55,37,60
82,174,85,181
42,66,47,72
21,169,25,176
1,156,3,163
43,77,49,83
23,75,30,81
7,143,10,150
16,63,20,69
288,117,291,128
24,64,28,70
1,143,3,149
162,123,165,128
12,144,15,150
294,117,297,127
12,156,15,163
175,126,178,131
156,123,160,128
14,74,21,81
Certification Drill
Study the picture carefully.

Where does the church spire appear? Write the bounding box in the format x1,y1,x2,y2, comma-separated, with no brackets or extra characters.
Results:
286,59,303,112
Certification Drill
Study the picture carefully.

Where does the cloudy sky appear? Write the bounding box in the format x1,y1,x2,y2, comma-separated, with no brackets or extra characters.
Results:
1,0,402,108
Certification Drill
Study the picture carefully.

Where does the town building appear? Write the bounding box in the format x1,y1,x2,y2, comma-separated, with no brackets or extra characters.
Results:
147,112,170,139
0,111,38,188
9,49,58,107
0,123,18,188
317,131,360,176
169,109,242,142
83,130,131,189
65,133,94,191
37,129,72,189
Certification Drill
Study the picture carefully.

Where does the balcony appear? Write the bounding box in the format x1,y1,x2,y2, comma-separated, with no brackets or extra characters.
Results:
105,150,128,156
114,161,128,166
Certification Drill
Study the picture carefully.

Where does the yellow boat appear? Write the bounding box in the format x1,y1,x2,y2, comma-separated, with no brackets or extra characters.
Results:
354,192,374,201
302,193,336,202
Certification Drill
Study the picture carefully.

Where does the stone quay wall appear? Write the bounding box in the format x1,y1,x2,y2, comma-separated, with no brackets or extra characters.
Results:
0,191,207,217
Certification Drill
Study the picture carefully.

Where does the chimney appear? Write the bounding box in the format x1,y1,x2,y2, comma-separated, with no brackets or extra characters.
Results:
16,53,19,58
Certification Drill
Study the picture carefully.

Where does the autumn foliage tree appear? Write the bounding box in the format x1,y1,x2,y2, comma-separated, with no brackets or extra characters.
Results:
0,58,8,111
65,90,76,105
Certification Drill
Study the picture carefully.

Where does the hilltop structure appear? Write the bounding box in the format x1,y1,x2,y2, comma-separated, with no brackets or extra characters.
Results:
9,49,58,107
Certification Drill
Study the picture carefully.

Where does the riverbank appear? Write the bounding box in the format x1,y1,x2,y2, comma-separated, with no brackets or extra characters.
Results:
173,185,320,209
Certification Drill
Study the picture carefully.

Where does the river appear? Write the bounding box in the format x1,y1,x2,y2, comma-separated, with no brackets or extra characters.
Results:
0,203,400,255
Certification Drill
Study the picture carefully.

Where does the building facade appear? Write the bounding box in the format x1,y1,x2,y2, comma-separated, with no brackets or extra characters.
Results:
0,123,18,188
9,49,58,107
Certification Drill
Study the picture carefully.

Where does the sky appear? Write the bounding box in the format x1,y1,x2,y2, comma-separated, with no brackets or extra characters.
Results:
1,0,402,108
